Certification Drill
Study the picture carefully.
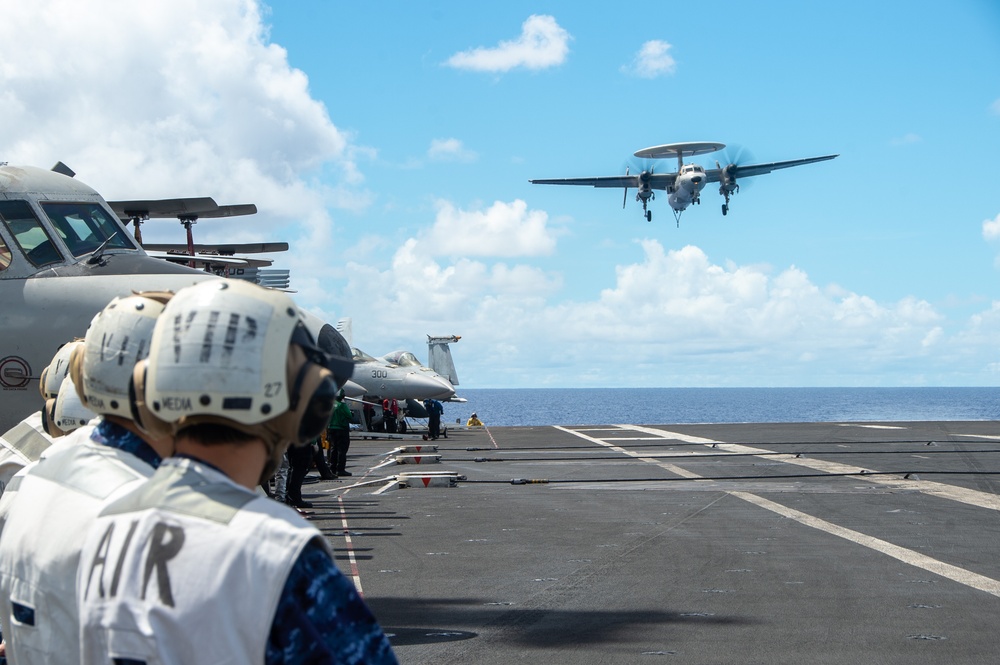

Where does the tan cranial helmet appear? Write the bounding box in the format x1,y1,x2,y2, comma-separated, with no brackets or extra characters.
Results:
139,279,353,447
39,340,84,400
69,292,172,421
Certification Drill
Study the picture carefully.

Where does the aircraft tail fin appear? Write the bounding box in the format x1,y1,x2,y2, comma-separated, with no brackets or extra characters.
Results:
427,335,461,386
336,317,353,346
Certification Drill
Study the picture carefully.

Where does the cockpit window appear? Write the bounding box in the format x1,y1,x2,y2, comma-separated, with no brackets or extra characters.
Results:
0,200,62,267
387,351,421,367
41,202,136,257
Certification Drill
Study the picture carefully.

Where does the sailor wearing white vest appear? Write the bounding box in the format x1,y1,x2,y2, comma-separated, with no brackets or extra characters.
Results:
0,293,175,665
76,279,396,664
0,340,99,498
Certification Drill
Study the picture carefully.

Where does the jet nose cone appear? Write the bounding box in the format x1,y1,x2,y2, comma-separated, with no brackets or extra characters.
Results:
403,372,455,400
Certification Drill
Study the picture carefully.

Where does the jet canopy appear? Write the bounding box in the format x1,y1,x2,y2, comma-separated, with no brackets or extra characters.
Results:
383,351,421,367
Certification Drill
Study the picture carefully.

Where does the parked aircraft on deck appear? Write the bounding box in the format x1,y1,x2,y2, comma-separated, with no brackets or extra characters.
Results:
336,319,460,402
0,162,355,432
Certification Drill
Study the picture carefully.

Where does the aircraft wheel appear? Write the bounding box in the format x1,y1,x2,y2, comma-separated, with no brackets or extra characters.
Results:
722,204,728,216
645,210,652,222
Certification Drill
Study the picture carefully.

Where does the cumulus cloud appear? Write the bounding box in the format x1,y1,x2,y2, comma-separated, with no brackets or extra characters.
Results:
428,138,477,162
445,15,570,72
983,213,1000,241
336,235,957,387
418,199,560,258
0,0,366,252
621,40,676,78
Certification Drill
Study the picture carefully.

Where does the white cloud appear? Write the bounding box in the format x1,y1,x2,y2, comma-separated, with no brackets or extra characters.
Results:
621,40,676,78
418,199,560,258
428,138,477,162
983,213,1000,241
445,15,570,73
339,237,957,387
0,0,367,251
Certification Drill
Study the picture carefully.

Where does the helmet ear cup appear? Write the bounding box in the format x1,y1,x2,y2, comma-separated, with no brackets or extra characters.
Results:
298,373,338,443
130,360,173,440
267,344,337,445
39,365,50,401
41,398,67,437
69,344,88,409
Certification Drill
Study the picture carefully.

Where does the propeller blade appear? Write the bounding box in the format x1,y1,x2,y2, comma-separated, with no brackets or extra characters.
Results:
622,166,629,208
719,144,756,185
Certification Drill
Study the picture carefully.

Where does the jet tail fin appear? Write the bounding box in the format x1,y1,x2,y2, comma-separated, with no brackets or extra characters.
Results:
336,317,353,346
427,335,461,386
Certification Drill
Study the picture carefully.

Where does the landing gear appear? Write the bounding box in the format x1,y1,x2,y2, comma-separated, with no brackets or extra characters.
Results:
637,190,654,222
720,182,739,217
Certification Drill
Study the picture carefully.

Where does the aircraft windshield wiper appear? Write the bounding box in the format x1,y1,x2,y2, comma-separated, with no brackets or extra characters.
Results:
86,231,118,265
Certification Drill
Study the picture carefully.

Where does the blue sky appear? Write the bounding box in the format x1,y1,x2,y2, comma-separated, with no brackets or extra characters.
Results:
2,1,999,388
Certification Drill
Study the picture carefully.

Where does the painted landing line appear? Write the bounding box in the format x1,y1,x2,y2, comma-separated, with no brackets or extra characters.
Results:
554,424,1000,599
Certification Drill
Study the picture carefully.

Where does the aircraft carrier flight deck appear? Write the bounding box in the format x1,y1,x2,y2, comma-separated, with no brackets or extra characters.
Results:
304,421,1000,664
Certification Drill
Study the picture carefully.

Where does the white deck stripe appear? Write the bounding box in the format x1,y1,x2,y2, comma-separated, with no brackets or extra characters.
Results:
620,425,1000,512
733,491,1000,598
554,424,1000,598
336,493,364,595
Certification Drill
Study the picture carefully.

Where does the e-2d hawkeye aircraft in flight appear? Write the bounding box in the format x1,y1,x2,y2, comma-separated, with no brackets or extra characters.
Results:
530,141,838,225
0,162,357,433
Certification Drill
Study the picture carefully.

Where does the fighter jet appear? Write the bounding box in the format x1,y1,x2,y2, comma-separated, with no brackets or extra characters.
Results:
0,162,355,432
336,319,459,401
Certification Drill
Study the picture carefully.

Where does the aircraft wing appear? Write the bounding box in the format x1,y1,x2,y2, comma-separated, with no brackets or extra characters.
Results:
705,154,838,183
530,173,677,190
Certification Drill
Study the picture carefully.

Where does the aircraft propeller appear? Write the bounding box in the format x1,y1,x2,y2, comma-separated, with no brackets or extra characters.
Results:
624,158,661,222
715,144,755,216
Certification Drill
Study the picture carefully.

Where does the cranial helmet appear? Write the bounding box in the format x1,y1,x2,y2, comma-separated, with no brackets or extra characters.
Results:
42,375,97,437
139,279,353,448
39,340,84,400
38,340,94,437
69,292,173,421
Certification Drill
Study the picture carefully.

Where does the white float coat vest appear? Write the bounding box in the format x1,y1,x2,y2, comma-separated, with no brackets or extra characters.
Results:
0,430,154,664
0,423,95,505
77,456,324,665
0,412,56,496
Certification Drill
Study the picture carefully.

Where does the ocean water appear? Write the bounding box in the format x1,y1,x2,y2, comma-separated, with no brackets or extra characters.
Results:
439,387,1000,428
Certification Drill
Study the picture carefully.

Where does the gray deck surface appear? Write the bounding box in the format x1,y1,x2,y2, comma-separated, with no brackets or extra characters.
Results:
302,422,1000,664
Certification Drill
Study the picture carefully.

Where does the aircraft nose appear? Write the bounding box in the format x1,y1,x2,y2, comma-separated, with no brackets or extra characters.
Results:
691,175,703,185
403,372,455,400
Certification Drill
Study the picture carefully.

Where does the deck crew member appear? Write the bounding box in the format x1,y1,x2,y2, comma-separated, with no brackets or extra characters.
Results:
0,293,174,664
76,280,397,664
